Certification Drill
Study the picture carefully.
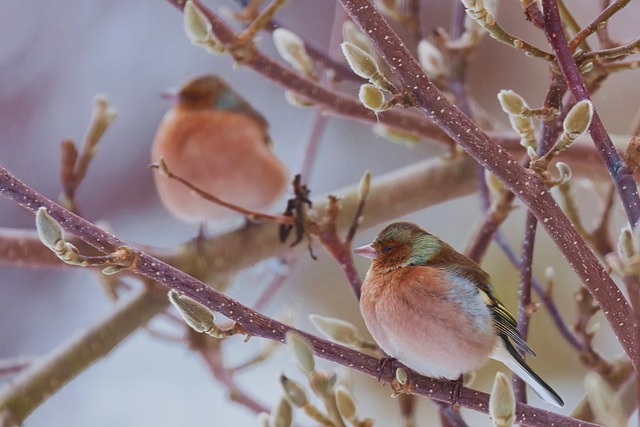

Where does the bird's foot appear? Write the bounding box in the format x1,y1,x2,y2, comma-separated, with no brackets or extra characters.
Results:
449,374,464,410
376,356,397,382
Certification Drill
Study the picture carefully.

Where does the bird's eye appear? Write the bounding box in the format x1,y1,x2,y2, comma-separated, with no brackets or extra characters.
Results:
382,245,393,254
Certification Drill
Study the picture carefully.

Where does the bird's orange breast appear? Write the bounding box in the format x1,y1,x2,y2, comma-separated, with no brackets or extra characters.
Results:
151,109,289,223
360,265,497,378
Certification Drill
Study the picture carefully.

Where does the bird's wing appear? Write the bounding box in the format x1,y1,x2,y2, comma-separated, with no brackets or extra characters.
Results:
477,284,536,357
424,241,536,357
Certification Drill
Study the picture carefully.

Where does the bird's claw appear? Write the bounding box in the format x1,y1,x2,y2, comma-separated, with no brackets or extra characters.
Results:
376,356,397,382
449,375,464,409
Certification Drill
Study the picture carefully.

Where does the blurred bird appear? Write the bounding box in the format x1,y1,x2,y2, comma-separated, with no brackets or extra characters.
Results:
151,75,289,225
354,222,563,407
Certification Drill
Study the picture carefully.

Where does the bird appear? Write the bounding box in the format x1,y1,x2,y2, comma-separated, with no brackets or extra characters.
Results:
151,75,289,225
354,221,564,407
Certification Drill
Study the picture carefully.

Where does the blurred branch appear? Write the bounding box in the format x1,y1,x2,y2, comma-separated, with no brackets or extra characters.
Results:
190,332,269,415
571,356,636,423
0,357,34,378
0,167,601,427
0,284,168,424
59,96,117,214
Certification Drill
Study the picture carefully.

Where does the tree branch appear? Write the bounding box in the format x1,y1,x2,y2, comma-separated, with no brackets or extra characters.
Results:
0,285,168,423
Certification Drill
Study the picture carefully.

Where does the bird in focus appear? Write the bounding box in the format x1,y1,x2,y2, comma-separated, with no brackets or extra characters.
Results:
151,75,289,225
354,221,563,407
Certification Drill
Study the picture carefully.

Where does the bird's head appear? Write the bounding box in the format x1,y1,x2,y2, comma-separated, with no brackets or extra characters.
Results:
170,75,225,110
354,222,441,271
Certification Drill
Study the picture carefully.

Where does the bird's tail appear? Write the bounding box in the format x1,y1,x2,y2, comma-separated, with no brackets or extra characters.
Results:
491,340,564,408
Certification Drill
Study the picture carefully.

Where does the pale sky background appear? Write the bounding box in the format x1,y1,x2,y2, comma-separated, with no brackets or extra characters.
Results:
1,0,639,426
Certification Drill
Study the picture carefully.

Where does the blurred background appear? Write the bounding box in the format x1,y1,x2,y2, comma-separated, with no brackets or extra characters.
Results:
1,0,639,425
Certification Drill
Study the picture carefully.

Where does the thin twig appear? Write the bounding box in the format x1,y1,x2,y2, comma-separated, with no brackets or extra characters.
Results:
150,159,294,224
193,335,269,415
569,0,632,50
580,37,640,63
0,357,34,378
604,58,640,72
513,212,537,404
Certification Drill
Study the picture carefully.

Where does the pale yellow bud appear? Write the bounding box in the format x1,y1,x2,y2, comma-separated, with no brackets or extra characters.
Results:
342,20,374,55
341,42,379,80
372,124,419,146
36,207,64,251
544,266,555,282
417,40,446,79
618,228,634,261
35,207,83,265
632,223,640,255
554,162,572,185
359,84,387,112
257,413,270,427
497,90,529,117
585,371,626,427
489,372,515,427
309,314,361,346
285,331,315,375
167,290,216,334
326,370,339,390
485,171,505,195
279,374,308,407
284,91,313,107
269,397,293,427
395,367,408,385
273,28,315,77
183,0,224,54
92,94,118,127
579,61,594,74
184,0,212,43
563,100,593,137
335,385,357,420
358,171,372,203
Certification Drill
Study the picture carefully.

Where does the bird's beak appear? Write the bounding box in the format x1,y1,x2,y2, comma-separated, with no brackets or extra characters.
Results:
353,243,378,259
160,87,179,101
